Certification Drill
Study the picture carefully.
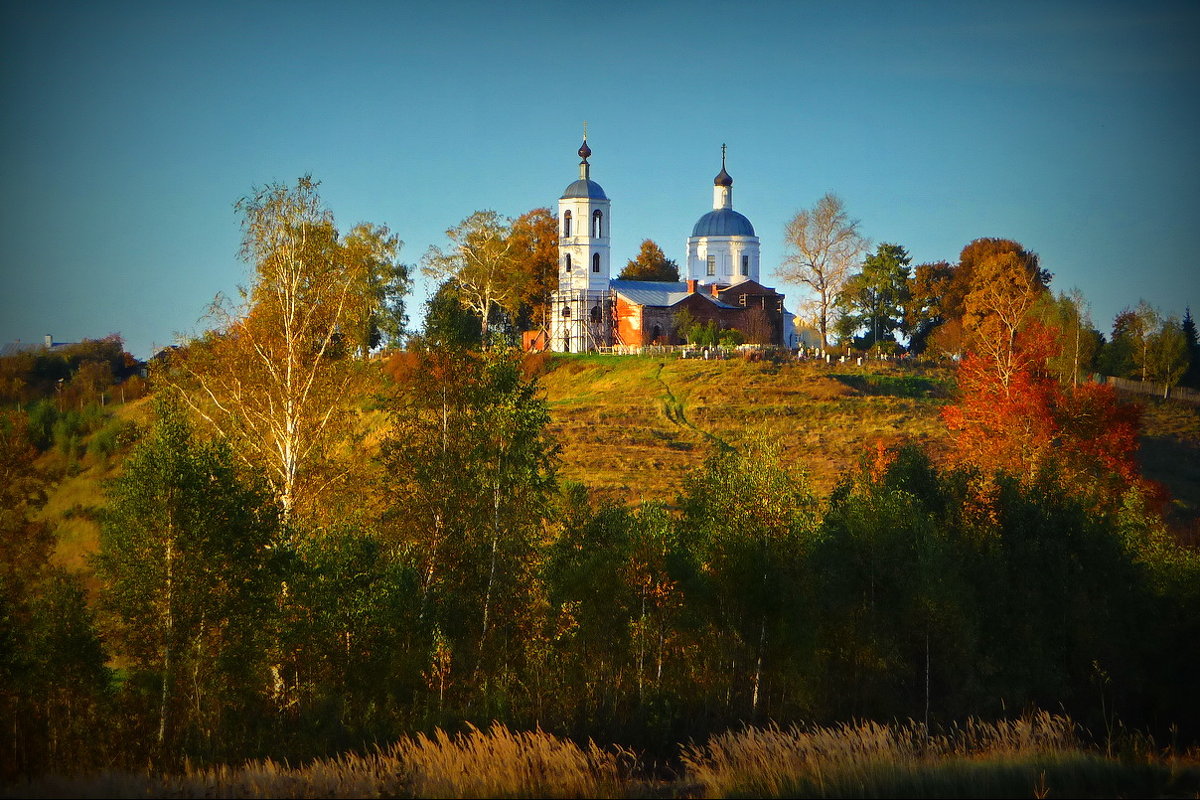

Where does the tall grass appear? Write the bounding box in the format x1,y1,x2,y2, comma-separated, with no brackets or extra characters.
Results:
680,712,1196,798
7,724,634,799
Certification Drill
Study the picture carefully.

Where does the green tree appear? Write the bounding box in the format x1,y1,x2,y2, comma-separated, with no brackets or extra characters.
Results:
1035,289,1101,386
94,397,279,759
679,439,819,718
0,409,109,777
380,347,559,703
618,240,681,281
421,210,525,346
341,222,410,353
422,280,484,350
1182,307,1200,388
1146,315,1190,396
835,242,912,350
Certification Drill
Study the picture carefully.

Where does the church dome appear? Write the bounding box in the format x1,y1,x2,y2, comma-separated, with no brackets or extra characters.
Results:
714,165,733,186
691,208,755,237
561,179,608,200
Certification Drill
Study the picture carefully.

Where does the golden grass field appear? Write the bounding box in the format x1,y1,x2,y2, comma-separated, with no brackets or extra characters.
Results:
7,713,1197,798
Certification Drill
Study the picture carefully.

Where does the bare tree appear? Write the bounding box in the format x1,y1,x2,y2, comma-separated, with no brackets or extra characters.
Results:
421,211,526,346
778,194,868,350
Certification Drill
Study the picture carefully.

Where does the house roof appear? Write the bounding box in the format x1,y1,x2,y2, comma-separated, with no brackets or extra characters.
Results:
610,280,739,309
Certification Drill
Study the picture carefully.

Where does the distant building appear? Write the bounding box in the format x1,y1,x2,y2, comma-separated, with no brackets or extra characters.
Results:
547,139,795,352
0,334,75,358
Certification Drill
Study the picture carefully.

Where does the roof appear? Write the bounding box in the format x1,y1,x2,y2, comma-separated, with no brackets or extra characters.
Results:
611,280,739,309
0,340,72,358
691,208,755,237
561,178,608,200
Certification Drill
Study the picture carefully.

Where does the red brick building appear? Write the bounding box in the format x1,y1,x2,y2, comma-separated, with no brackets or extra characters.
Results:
611,278,787,346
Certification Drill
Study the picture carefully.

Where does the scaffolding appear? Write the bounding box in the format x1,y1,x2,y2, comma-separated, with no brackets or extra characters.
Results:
550,288,615,353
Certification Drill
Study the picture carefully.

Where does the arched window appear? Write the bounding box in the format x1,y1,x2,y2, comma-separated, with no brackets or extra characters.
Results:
592,210,603,238
564,253,572,272
590,305,602,324
592,253,600,272
562,305,571,318
652,324,662,343
563,210,572,237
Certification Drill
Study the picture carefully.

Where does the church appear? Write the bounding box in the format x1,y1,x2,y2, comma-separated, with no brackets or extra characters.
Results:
547,137,795,353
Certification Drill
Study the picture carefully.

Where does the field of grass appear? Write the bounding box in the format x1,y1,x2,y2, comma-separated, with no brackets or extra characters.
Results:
538,354,953,504
8,714,1196,798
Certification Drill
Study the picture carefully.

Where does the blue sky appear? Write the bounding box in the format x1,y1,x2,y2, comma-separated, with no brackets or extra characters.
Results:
2,1,1197,358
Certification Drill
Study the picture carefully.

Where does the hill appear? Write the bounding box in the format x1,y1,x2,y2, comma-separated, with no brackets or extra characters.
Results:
536,354,954,504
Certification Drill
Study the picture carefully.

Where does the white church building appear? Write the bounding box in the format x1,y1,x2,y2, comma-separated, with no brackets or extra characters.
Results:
548,138,795,353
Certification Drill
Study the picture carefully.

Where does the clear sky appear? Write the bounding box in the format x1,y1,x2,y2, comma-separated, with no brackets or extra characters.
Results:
2,0,1197,358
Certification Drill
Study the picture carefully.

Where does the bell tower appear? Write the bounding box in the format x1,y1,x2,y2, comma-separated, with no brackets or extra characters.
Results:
551,130,613,352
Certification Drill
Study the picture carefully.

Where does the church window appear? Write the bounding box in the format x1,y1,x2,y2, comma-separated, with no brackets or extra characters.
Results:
592,210,603,237
590,305,602,324
562,305,571,318
564,254,572,272
592,253,600,272
706,255,715,276
741,255,749,275
563,210,572,237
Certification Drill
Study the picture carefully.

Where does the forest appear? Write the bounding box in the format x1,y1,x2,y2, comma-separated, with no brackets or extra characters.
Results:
2,177,1199,795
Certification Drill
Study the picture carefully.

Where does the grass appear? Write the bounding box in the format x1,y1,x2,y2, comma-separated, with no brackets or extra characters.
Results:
8,715,1197,798
539,354,952,503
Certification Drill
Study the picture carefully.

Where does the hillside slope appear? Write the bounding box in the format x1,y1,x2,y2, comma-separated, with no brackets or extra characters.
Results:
537,354,953,503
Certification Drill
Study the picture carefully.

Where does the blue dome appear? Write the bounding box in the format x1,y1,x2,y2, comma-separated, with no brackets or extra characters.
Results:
561,179,608,200
691,209,755,237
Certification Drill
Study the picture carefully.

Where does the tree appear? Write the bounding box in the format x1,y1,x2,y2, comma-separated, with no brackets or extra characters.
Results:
422,280,484,350
961,247,1050,391
1035,289,1100,386
1146,315,1189,396
421,210,525,345
904,260,954,355
834,243,911,350
94,396,279,757
778,194,868,350
619,240,681,282
170,176,379,521
508,208,559,333
1182,307,1200,388
380,347,559,695
340,222,410,354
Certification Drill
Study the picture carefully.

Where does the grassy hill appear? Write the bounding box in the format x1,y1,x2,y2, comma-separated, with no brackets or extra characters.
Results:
31,352,1200,573
537,354,954,504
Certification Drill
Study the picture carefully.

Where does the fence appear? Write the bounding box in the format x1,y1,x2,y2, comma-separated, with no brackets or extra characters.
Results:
1093,374,1200,405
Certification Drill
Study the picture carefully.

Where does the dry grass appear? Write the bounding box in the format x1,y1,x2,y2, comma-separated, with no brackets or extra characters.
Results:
6,724,634,799
680,712,1197,798
10,716,1197,798
539,355,952,503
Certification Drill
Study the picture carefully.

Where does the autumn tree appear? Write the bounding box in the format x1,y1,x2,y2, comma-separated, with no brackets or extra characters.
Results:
171,176,385,521
778,193,868,350
508,207,559,333
961,246,1051,391
834,242,911,350
619,239,681,282
904,260,954,355
421,210,526,345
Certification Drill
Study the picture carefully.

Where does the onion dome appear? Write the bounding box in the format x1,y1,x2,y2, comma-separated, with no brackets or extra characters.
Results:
691,209,755,237
578,139,592,161
714,165,733,186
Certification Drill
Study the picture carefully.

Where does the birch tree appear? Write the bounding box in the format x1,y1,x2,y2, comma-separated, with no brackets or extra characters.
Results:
171,176,393,521
420,211,525,346
778,194,868,350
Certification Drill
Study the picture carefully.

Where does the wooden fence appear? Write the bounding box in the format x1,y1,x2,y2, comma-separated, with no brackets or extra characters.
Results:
1093,374,1200,405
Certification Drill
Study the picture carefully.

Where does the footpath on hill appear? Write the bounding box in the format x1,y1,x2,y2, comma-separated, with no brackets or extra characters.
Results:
536,354,953,504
